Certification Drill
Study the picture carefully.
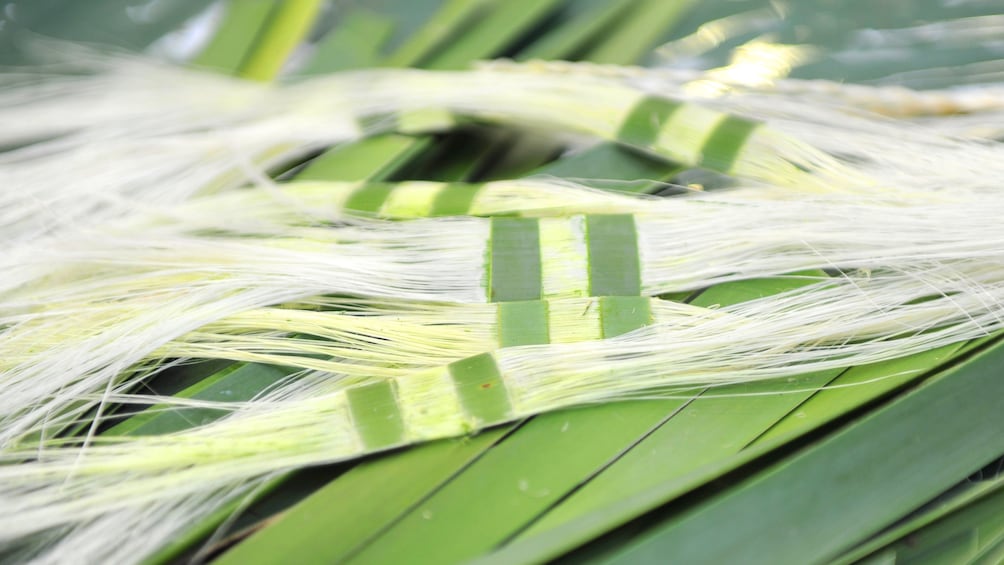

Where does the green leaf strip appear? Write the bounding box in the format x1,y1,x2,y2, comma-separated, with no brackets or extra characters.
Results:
496,296,651,350
430,182,484,216
489,217,543,302
487,215,649,302
616,96,685,148
448,353,513,427
699,115,763,174
344,182,395,214
346,380,407,450
586,214,642,296
608,340,1004,565
600,296,653,338
238,0,325,81
498,301,550,347
612,95,764,176
192,0,276,74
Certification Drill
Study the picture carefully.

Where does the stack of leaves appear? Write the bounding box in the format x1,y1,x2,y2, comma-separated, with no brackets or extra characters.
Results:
3,1,1004,563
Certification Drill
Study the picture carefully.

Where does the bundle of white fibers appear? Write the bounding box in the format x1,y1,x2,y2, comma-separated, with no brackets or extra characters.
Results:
1,45,885,247
7,180,1004,449
482,60,1004,197
2,264,1004,563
